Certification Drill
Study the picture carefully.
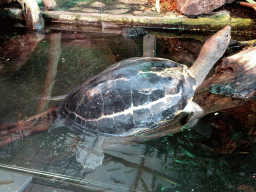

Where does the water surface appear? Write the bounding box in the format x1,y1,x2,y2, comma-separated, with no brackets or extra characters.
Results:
0,28,255,191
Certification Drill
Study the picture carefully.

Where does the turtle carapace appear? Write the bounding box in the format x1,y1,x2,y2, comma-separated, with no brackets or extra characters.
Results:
58,26,231,137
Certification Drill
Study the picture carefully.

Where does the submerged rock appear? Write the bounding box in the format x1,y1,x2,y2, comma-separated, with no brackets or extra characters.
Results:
122,27,148,38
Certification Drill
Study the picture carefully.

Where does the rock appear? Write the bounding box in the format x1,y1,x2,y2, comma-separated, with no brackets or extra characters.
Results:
42,0,57,10
90,1,105,8
81,8,100,13
133,10,144,16
133,9,160,17
176,0,226,16
105,8,130,14
115,3,129,9
226,0,235,4
122,27,147,38
118,0,147,5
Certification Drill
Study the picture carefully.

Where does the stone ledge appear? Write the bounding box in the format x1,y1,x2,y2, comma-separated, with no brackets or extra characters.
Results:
1,7,255,33
42,10,254,31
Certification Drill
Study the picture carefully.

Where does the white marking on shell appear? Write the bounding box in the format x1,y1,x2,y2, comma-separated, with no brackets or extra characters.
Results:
100,89,104,118
130,89,136,125
138,65,186,78
71,65,188,124
139,88,157,95
85,87,183,121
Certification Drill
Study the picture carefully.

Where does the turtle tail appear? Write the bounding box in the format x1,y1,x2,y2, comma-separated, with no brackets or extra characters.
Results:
0,106,58,148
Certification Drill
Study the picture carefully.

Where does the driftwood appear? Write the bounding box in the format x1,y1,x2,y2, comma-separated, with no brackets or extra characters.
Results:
1,46,256,148
0,106,58,148
194,46,256,114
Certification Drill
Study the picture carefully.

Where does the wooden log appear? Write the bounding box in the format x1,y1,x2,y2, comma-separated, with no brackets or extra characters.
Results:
197,46,256,97
194,46,256,114
0,106,58,148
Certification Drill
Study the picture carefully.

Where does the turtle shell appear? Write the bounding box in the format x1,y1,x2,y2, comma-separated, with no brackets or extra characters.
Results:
58,57,196,136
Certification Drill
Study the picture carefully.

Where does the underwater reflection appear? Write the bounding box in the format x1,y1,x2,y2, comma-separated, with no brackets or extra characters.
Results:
0,32,44,80
75,135,105,169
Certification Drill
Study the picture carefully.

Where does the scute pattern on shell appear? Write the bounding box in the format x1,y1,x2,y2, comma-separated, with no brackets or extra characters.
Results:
58,57,196,136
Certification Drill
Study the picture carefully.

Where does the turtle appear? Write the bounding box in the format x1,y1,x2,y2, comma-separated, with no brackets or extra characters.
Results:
57,25,231,141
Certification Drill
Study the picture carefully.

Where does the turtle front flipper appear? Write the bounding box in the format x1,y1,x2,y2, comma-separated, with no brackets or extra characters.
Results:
183,101,213,138
182,101,204,129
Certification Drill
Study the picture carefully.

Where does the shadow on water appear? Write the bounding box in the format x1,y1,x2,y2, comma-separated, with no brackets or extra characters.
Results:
1,27,256,191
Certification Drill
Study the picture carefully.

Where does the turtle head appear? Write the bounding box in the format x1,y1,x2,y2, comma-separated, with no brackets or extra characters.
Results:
204,25,231,61
190,25,231,87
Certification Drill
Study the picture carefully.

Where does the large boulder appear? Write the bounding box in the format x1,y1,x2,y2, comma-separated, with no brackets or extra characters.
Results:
176,0,226,16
